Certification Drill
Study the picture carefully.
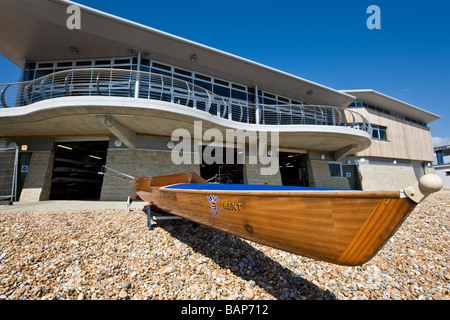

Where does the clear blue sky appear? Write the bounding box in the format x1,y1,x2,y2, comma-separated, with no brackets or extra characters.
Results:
0,0,449,144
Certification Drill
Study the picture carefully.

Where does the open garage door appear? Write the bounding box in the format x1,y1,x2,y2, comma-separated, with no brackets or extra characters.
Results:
50,141,108,200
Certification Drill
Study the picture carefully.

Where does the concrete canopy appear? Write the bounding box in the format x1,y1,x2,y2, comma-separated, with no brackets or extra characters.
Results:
0,97,371,159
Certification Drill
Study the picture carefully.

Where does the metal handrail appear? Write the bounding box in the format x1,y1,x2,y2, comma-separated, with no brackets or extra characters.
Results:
0,68,372,134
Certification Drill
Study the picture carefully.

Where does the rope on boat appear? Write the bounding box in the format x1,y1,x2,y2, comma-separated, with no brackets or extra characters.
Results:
98,165,135,181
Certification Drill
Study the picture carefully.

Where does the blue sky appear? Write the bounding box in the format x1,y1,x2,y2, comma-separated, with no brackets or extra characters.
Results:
0,0,449,145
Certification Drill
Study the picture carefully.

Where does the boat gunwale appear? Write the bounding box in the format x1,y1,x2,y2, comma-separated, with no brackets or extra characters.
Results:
158,184,402,199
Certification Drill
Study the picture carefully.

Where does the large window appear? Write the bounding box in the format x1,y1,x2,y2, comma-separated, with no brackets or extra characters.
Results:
371,125,387,141
25,56,306,108
25,57,138,81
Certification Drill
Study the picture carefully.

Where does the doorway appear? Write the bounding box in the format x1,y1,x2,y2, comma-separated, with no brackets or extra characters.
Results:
342,165,361,190
17,152,32,201
50,141,108,200
279,152,309,187
199,145,244,184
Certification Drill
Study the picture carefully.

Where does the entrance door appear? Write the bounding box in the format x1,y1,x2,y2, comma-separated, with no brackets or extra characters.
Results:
279,152,309,187
17,152,32,201
342,165,360,190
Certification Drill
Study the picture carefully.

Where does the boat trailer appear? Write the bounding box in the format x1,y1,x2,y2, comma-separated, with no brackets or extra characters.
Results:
98,166,182,230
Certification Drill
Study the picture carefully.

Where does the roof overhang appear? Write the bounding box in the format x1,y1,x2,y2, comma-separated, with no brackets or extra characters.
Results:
0,0,355,107
341,89,441,125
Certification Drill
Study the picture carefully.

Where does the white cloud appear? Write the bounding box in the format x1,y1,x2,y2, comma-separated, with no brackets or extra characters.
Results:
432,136,450,148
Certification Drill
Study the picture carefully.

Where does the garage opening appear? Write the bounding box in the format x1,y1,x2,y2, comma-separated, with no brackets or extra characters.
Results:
200,146,244,184
279,152,309,187
50,141,108,200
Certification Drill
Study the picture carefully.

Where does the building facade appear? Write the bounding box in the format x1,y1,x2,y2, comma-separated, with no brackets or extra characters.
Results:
434,145,450,190
0,0,440,202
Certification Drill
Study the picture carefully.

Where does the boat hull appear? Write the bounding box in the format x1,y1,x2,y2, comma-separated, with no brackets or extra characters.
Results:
132,173,416,266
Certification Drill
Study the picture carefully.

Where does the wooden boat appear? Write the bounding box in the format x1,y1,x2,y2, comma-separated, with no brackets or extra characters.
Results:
126,170,442,266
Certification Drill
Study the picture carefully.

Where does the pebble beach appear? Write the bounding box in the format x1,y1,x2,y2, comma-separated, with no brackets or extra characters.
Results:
0,192,448,301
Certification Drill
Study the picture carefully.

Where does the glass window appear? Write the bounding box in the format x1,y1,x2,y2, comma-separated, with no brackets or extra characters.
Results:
152,62,171,71
57,61,74,68
213,85,230,97
231,89,247,101
195,73,211,82
37,62,54,68
379,127,387,140
175,68,192,77
214,78,229,86
371,125,388,141
76,60,92,67
114,58,131,65
329,163,342,177
194,79,212,91
372,128,380,139
95,60,112,66
278,97,289,105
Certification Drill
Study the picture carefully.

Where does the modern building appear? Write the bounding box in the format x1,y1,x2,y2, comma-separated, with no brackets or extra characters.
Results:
433,145,450,190
0,0,440,202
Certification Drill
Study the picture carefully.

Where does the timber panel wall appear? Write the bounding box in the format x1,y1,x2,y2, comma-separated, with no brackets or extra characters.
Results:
352,108,434,162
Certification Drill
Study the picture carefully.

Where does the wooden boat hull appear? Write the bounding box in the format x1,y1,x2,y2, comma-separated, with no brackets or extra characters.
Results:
131,172,423,266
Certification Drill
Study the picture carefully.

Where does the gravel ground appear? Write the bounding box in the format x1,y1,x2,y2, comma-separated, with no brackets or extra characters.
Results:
0,192,448,301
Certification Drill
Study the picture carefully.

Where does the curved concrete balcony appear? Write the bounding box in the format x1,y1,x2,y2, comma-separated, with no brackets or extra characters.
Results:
0,69,372,158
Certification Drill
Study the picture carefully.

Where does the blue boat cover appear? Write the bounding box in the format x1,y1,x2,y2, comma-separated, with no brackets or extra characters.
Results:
163,183,343,191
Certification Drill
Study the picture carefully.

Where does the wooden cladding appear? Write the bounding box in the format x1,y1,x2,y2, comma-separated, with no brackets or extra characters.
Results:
353,108,434,162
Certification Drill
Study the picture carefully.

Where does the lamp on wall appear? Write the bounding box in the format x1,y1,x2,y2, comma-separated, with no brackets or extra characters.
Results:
114,139,122,147
70,46,80,55
190,54,198,62
306,90,314,96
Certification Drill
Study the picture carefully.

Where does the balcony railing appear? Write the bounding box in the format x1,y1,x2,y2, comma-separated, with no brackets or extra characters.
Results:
0,68,371,133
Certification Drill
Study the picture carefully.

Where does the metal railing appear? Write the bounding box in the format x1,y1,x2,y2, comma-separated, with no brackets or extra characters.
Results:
0,68,371,133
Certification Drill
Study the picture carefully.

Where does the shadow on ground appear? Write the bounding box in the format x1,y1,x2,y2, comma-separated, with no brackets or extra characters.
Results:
154,218,336,300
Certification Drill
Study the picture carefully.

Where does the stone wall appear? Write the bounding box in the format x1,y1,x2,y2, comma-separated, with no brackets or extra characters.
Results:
243,158,282,185
308,160,351,189
358,164,419,191
20,151,54,202
100,149,200,201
